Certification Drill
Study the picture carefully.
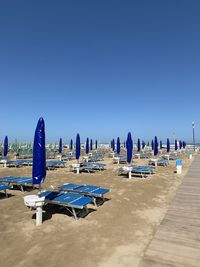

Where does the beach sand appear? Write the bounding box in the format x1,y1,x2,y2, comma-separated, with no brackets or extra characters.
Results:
0,152,193,267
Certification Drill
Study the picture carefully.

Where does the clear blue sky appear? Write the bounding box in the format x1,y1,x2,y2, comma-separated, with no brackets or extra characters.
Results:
0,0,199,144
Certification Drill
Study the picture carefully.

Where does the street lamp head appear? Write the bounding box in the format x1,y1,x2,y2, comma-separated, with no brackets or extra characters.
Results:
192,121,195,128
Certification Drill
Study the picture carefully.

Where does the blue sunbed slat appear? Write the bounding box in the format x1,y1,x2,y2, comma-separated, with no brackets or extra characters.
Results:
58,183,109,197
39,191,93,208
0,176,32,184
17,178,32,184
58,184,83,190
88,188,109,195
76,185,99,193
69,195,92,207
0,183,12,190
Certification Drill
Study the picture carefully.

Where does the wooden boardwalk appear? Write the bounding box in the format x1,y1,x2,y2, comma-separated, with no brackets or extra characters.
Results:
139,153,200,267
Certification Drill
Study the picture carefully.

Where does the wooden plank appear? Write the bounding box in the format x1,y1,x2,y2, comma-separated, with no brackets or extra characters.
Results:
139,154,200,267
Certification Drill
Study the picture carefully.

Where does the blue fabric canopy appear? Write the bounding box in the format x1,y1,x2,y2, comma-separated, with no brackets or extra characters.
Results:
76,134,81,160
4,136,8,158
142,141,145,149
154,136,158,156
151,140,154,151
32,117,46,185
183,141,186,149
167,138,170,153
137,138,141,152
95,140,98,149
160,140,162,149
86,138,89,154
179,140,182,149
90,139,93,150
117,137,120,155
70,139,73,150
112,138,115,151
59,138,62,154
126,132,133,164
175,139,178,150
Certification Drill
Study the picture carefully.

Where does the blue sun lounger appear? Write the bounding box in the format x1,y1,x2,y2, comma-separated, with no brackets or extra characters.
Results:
88,155,104,162
39,191,94,220
0,183,12,197
57,183,109,205
118,165,155,178
6,159,33,167
80,162,106,171
149,158,169,166
46,160,65,170
0,176,34,192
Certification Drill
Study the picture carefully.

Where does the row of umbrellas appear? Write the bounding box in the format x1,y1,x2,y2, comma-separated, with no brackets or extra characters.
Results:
3,117,188,188
58,137,98,156
110,137,186,154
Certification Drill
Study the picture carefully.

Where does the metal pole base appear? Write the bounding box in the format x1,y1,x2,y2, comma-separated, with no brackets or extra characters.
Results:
36,206,43,226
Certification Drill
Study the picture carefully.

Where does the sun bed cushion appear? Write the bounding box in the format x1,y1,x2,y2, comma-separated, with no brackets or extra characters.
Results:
39,191,94,208
0,176,32,184
58,183,109,197
0,183,12,190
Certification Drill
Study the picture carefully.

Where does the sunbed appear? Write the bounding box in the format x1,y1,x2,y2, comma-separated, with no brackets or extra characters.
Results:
57,183,109,205
0,183,12,197
157,158,169,166
149,158,169,166
39,190,94,220
139,153,152,158
2,159,33,168
71,162,106,173
119,156,128,163
0,176,34,191
88,155,104,162
80,162,106,171
118,165,155,178
46,160,65,170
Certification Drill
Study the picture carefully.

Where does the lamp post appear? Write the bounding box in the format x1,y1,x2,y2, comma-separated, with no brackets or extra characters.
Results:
192,121,195,151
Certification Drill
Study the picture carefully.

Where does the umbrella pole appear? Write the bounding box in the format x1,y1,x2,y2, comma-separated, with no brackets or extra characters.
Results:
36,205,43,226
36,183,43,226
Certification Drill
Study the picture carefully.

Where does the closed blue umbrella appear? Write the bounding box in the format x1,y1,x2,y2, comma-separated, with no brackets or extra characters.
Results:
86,138,89,154
142,141,145,149
70,139,73,150
151,139,154,151
126,132,133,164
175,139,178,150
90,139,93,150
160,140,162,149
95,140,98,150
4,136,8,158
32,117,46,186
137,138,141,152
117,137,120,155
112,138,115,151
183,141,186,149
59,138,62,154
179,140,182,149
76,133,81,161
167,138,170,153
154,136,158,156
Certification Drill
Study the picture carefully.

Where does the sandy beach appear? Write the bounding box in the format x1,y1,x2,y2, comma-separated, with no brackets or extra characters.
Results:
0,152,193,267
